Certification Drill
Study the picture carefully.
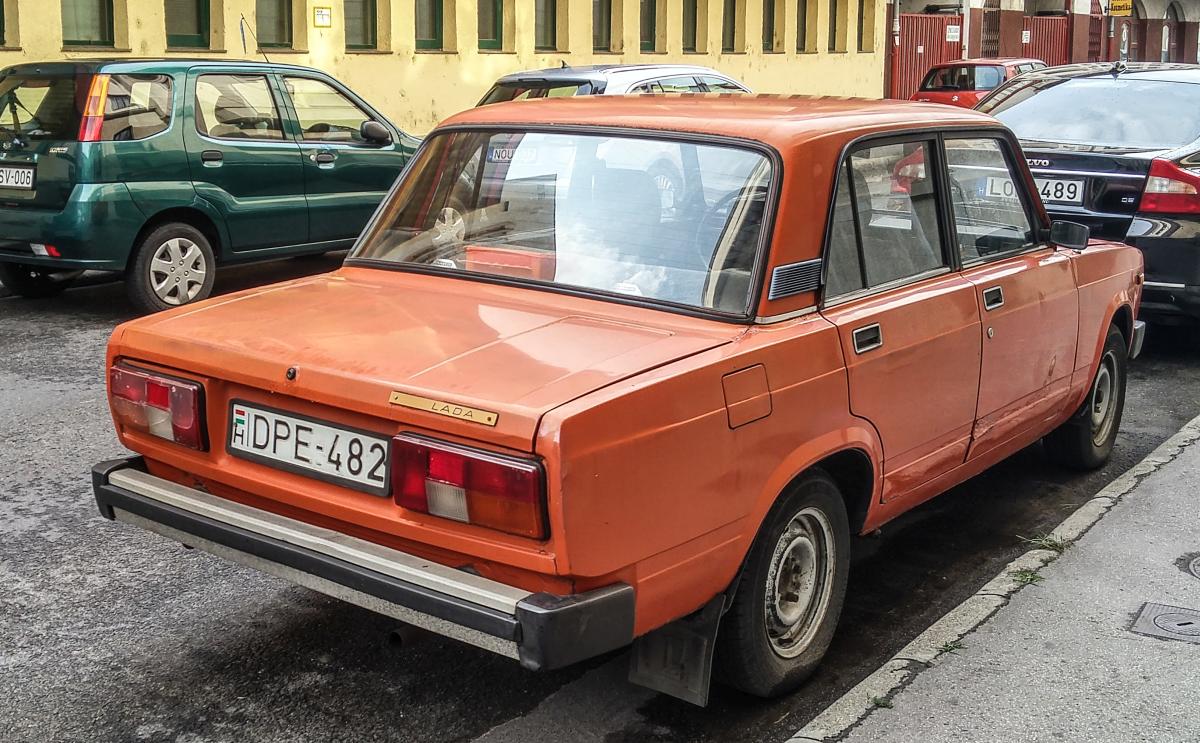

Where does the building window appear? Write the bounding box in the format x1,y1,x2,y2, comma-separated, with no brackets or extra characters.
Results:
721,0,735,51
479,0,502,49
593,0,611,51
762,0,776,51
535,0,557,49
683,0,697,51
256,0,292,47
796,0,816,50
62,0,115,46
345,0,377,49
416,0,442,49
166,0,210,48
857,0,875,51
640,0,655,51
829,0,847,51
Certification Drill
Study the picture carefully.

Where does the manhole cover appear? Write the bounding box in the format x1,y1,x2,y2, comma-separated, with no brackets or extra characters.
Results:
1153,613,1200,636
1131,603,1200,644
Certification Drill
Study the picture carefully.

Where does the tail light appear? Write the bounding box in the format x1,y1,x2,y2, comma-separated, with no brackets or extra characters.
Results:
78,74,111,143
109,363,206,450
1139,158,1200,214
391,434,547,539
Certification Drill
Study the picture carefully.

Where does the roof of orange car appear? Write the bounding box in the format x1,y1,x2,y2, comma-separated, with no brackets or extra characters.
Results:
440,94,1001,150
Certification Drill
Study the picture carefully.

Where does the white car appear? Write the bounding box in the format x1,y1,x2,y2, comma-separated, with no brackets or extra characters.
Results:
477,63,750,104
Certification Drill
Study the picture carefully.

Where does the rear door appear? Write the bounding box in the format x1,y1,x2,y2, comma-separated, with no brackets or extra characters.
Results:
276,73,410,245
0,68,88,212
819,136,983,504
943,134,1079,459
184,69,308,252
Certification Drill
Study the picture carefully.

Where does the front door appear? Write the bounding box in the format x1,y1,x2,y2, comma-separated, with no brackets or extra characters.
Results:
943,135,1079,459
819,137,983,503
184,71,308,252
277,74,411,244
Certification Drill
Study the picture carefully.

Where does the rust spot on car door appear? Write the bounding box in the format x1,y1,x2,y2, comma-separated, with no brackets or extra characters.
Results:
721,365,772,429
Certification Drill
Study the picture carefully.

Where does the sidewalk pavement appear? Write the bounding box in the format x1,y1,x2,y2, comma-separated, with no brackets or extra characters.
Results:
830,425,1200,743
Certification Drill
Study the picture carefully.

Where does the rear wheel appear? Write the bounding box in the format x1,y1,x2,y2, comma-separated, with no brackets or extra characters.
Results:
1044,324,1127,470
127,223,216,313
716,469,850,698
0,262,82,298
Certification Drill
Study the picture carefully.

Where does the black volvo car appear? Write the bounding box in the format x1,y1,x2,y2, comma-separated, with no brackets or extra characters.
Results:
978,62,1200,325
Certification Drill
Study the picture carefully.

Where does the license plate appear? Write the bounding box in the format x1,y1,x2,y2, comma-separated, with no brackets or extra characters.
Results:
227,401,390,496
985,176,1085,204
0,166,34,190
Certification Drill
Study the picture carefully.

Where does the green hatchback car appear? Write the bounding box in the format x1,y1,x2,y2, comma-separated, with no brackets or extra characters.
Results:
0,59,418,311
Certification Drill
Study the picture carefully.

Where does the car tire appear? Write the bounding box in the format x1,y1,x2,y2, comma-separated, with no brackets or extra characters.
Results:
1043,324,1127,470
0,262,82,298
715,469,851,698
127,223,216,313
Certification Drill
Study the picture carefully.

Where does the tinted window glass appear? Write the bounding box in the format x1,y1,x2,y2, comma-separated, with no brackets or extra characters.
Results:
653,75,705,92
824,140,946,297
700,75,746,92
99,74,173,141
944,138,1036,262
921,65,1004,92
980,77,1200,149
195,74,284,140
284,76,372,142
825,162,865,297
354,131,772,313
0,74,81,141
478,82,592,105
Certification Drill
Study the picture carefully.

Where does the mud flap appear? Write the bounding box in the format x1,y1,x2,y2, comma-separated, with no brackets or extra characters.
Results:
627,594,724,706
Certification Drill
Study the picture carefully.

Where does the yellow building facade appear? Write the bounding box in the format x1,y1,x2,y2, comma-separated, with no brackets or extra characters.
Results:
0,0,887,133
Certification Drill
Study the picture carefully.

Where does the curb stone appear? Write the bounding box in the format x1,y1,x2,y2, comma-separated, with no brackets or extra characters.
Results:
787,413,1200,742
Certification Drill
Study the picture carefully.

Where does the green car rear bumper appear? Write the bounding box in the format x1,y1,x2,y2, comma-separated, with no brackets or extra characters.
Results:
0,183,145,272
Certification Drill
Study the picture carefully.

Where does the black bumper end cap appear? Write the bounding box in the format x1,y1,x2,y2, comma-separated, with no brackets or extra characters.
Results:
516,584,636,671
91,456,145,519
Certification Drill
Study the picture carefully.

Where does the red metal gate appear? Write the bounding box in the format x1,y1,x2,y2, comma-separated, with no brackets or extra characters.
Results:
889,14,964,99
1023,16,1070,66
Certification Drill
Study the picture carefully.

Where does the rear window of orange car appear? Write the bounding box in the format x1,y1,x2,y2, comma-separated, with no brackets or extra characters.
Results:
352,130,773,315
920,65,1005,92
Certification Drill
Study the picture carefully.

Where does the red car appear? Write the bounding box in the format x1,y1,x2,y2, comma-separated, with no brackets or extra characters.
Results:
911,58,1046,108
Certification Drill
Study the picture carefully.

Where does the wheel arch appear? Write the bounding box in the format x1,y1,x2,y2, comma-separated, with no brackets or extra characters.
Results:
127,206,226,273
1110,303,1133,346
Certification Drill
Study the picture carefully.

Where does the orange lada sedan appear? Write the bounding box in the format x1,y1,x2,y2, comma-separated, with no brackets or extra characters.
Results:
92,96,1145,705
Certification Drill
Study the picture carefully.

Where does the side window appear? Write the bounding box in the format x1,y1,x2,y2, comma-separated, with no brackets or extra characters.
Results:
654,75,706,92
824,140,947,298
99,75,173,141
195,74,284,140
699,75,746,92
975,66,1004,90
631,81,662,93
944,137,1036,263
283,76,374,143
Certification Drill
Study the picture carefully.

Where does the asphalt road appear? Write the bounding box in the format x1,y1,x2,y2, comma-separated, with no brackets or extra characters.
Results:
3,258,1199,743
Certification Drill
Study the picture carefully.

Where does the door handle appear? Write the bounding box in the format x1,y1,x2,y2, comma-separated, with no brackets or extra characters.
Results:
200,150,223,164
312,152,336,165
983,286,1005,311
852,323,883,354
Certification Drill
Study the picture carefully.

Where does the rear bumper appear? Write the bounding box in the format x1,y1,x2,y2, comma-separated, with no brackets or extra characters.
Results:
0,183,145,271
1139,283,1200,324
91,457,635,671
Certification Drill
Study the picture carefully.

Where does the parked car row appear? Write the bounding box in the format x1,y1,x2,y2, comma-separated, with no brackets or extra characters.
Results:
0,52,1177,709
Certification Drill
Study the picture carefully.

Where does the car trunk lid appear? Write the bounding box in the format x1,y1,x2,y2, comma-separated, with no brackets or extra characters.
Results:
112,267,742,452
1020,140,1161,240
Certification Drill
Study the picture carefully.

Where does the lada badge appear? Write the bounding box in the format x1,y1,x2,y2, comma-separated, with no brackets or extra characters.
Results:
389,392,499,427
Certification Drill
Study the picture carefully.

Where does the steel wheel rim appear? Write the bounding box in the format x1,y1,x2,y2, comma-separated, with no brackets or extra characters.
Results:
432,207,466,246
765,507,836,659
149,237,207,306
1089,349,1119,447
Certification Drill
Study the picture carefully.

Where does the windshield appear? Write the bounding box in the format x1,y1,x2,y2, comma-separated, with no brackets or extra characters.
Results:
979,77,1200,149
477,82,594,106
352,130,773,314
921,65,1005,92
0,74,82,141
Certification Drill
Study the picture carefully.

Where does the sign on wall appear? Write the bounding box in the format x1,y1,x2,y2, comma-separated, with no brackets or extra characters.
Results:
1110,0,1132,16
314,7,333,27
946,25,961,42
1022,29,1031,44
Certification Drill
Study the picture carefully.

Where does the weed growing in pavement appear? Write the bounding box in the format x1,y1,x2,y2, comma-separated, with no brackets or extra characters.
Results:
1018,534,1072,554
938,640,966,654
871,696,894,709
1009,568,1045,586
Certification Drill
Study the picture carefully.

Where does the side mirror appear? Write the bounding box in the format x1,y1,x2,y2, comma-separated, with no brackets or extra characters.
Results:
360,120,393,145
1050,220,1090,250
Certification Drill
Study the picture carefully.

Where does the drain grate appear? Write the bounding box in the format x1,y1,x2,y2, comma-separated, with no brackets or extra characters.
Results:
1131,603,1200,644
